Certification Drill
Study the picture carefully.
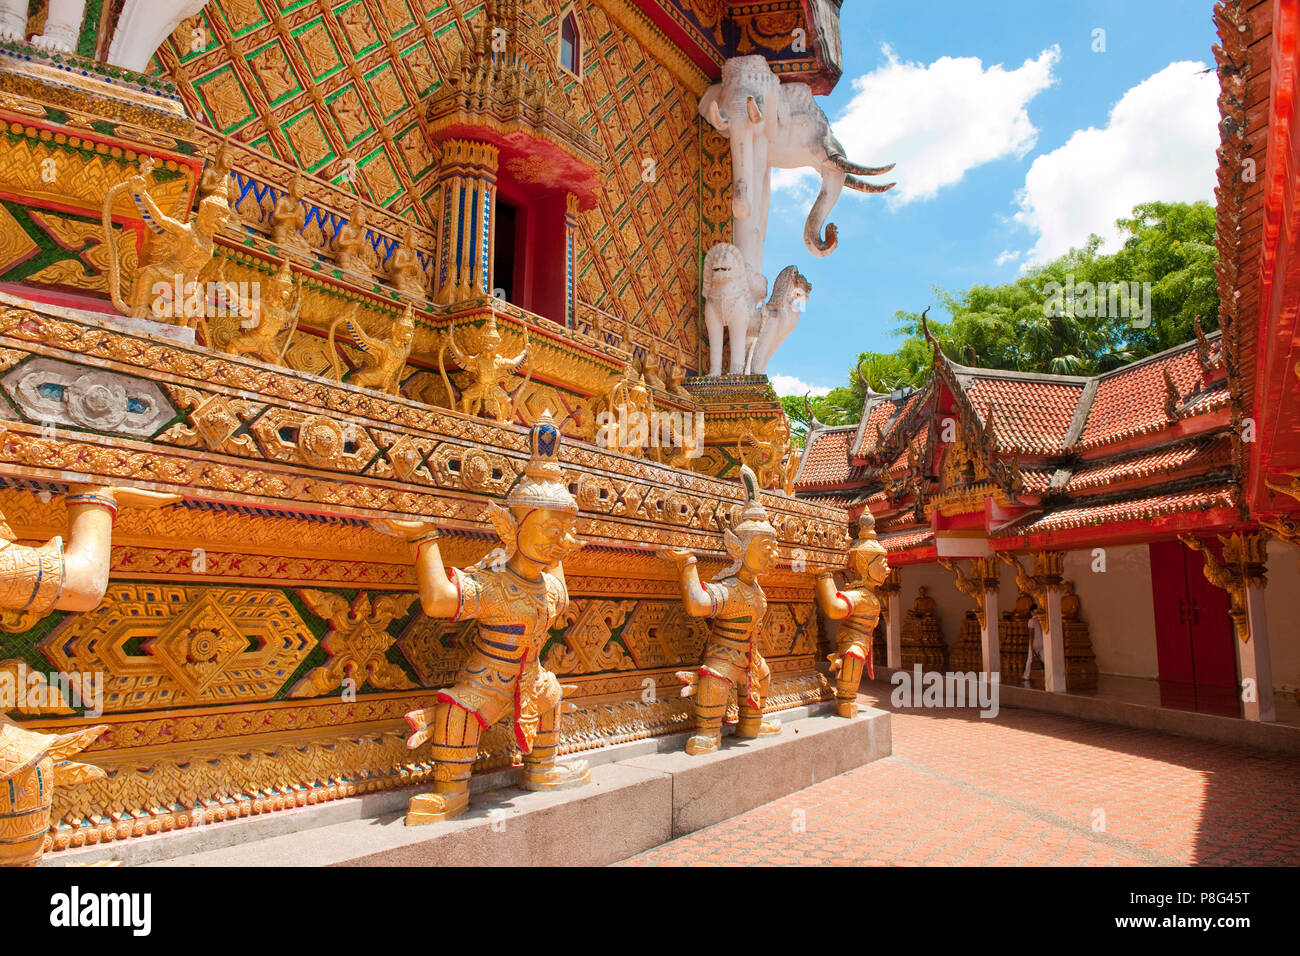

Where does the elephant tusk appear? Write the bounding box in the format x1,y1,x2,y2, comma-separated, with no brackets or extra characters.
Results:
844,175,896,194
708,99,729,132
834,156,896,177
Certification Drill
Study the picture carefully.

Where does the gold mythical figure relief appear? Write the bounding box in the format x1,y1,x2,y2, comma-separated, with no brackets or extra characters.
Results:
103,160,232,328
815,511,890,717
221,258,302,364
663,465,782,755
439,312,531,423
328,302,416,395
375,412,590,823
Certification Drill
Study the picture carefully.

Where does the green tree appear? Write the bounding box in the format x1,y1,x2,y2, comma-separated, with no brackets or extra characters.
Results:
777,200,1219,424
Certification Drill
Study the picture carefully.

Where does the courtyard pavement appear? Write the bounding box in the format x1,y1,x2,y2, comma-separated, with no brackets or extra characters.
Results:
618,683,1300,866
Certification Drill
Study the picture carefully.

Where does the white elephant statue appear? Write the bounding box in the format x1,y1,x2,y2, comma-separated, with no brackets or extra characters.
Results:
703,242,763,376
699,55,895,272
703,243,810,377
747,264,811,375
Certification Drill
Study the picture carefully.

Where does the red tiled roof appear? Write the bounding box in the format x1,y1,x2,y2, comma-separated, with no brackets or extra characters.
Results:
960,374,1086,454
1017,468,1055,493
879,525,933,552
1076,346,1224,450
998,485,1237,535
800,493,853,509
854,388,928,459
795,427,856,487
1067,435,1232,493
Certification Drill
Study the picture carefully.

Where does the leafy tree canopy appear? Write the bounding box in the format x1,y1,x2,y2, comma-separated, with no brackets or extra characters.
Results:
778,200,1219,437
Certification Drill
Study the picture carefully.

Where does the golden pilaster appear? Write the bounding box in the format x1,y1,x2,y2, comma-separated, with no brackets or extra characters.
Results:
434,139,500,304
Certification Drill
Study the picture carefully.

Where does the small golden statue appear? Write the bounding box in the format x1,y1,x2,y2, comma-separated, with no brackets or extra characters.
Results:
334,200,372,274
223,258,301,364
439,312,530,422
271,171,312,253
663,465,781,755
590,367,655,458
0,720,107,866
640,339,666,390
103,163,232,325
387,224,426,297
736,416,789,491
668,357,693,401
815,511,890,717
781,443,802,496
376,412,590,823
0,484,180,622
328,302,416,395
199,139,234,199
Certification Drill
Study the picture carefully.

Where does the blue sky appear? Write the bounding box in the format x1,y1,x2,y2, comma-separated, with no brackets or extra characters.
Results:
763,0,1221,395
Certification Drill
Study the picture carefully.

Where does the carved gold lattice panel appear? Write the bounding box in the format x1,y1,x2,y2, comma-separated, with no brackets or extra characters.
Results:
395,615,474,689
620,600,708,669
38,585,316,711
543,599,635,675
757,603,797,660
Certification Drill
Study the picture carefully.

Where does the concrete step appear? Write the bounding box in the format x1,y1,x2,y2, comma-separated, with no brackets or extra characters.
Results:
43,703,890,867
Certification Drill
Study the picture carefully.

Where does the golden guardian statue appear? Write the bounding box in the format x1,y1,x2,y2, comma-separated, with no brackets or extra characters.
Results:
815,511,890,717
377,412,590,823
663,465,782,754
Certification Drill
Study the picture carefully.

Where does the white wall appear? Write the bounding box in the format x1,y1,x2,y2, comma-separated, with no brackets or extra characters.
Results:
1064,544,1159,679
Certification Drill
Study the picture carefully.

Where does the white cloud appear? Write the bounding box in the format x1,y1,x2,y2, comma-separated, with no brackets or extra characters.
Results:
774,44,1059,206
995,249,1023,267
770,374,831,397
1012,61,1219,264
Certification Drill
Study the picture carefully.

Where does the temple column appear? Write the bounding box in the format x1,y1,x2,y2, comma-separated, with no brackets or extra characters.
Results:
433,139,499,303
564,192,579,327
1240,533,1275,722
978,557,1000,680
1035,551,1066,693
881,567,902,669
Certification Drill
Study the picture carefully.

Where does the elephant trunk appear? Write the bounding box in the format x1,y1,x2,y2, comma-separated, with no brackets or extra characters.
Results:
804,177,840,257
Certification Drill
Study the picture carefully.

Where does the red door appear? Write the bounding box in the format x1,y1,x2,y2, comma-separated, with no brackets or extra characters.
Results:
1149,540,1237,709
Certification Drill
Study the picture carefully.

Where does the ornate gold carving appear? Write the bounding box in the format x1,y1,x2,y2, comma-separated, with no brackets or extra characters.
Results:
290,590,417,697
102,164,231,329
222,259,302,364
901,586,948,671
329,302,415,395
40,584,316,710
161,388,262,455
1179,532,1268,643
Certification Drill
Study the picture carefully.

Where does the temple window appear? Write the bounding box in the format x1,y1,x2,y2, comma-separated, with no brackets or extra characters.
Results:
559,11,581,76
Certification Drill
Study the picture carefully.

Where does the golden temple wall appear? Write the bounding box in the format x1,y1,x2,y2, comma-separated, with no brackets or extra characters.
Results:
147,0,730,370
0,298,843,852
